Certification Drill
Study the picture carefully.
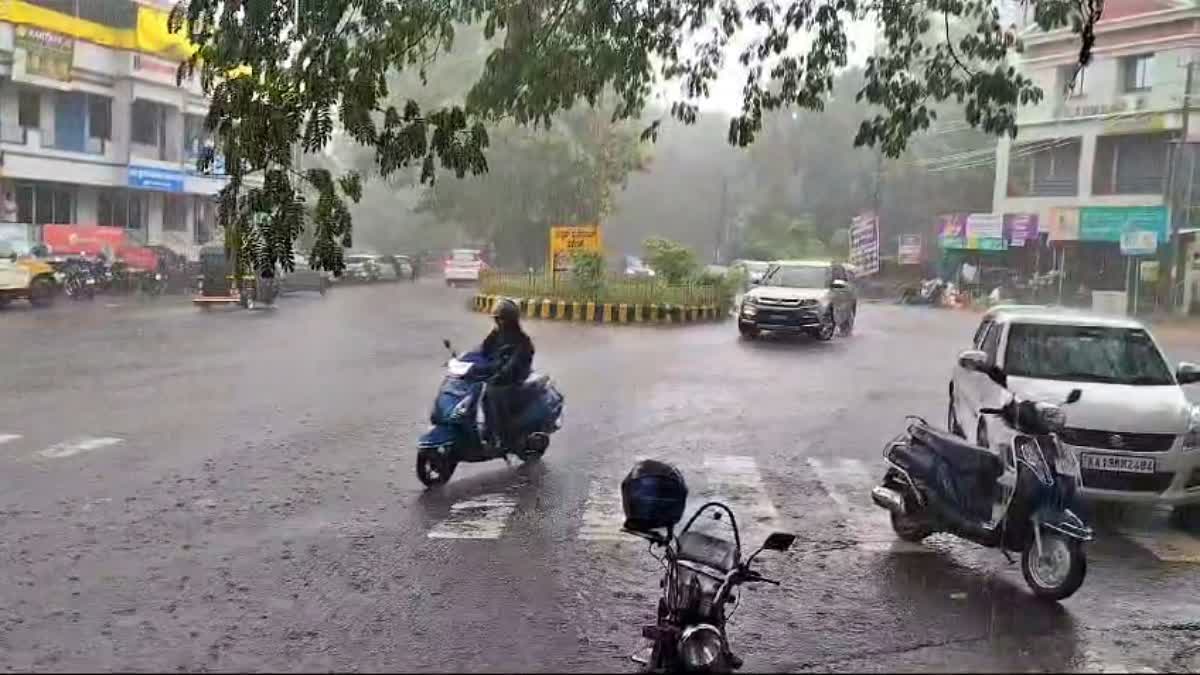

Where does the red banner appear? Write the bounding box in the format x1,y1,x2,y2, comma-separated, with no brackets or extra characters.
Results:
117,245,159,271
43,225,128,257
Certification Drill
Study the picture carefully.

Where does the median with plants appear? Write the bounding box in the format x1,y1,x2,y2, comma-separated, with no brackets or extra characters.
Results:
472,237,741,325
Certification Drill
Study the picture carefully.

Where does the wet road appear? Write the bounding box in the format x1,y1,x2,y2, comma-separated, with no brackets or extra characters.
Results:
1,283,1199,672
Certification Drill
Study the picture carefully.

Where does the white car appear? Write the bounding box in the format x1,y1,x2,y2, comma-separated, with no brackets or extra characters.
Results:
444,249,485,287
950,306,1200,522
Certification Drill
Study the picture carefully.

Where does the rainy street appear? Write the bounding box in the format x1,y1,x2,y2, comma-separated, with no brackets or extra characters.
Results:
1,282,1199,673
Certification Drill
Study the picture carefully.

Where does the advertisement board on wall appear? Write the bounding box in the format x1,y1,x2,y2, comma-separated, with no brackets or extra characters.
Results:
129,166,185,193
1046,207,1080,241
1078,206,1168,242
939,213,1006,250
14,25,73,82
1120,230,1158,256
549,225,603,275
849,212,880,276
1004,213,1039,246
898,234,922,265
42,224,128,257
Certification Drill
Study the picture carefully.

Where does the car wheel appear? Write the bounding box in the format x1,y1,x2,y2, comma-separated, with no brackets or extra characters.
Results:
1170,504,1200,530
976,417,990,449
29,276,55,308
948,394,965,438
813,310,836,341
839,305,856,336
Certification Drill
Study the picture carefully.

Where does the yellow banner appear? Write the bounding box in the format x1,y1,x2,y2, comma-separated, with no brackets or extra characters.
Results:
549,225,602,274
136,5,196,61
0,1,194,60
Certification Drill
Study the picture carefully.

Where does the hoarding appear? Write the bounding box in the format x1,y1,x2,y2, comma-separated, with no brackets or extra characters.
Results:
849,212,880,276
549,225,603,275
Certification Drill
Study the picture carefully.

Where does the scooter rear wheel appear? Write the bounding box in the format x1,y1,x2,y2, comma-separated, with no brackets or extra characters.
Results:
1021,532,1086,601
416,448,457,488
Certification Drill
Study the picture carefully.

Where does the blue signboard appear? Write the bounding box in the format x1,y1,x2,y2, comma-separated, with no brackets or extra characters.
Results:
128,165,184,193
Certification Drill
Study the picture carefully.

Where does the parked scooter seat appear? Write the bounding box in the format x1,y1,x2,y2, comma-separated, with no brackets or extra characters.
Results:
909,423,1003,479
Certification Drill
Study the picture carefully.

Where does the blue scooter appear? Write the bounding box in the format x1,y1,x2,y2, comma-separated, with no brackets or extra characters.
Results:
416,339,565,487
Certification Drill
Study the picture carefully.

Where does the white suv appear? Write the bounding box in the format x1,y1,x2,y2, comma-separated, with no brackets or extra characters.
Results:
949,306,1200,523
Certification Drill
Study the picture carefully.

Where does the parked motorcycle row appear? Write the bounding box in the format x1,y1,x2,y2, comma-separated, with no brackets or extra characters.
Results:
45,254,175,301
414,327,1100,673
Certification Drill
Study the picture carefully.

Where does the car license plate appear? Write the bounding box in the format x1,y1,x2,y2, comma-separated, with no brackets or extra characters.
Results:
1079,453,1156,474
768,313,789,322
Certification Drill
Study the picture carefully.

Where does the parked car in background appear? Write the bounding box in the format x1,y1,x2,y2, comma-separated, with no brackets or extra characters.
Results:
278,255,328,295
392,255,416,280
0,241,56,308
343,254,380,283
444,248,485,287
737,260,857,340
373,254,400,282
624,255,656,278
949,306,1200,525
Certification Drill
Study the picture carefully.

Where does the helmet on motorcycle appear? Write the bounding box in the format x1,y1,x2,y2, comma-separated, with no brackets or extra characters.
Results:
492,298,521,327
621,459,688,532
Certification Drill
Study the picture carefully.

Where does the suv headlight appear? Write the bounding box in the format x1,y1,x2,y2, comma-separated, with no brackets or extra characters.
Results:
1182,405,1200,451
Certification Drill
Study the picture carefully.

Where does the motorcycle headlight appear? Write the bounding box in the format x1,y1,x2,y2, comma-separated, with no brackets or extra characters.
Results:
1182,405,1200,451
679,624,724,670
154,273,163,281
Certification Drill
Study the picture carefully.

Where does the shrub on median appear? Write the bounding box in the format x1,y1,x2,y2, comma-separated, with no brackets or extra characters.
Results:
480,268,730,309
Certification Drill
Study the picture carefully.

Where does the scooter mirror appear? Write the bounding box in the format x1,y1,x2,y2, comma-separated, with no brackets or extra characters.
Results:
762,532,796,552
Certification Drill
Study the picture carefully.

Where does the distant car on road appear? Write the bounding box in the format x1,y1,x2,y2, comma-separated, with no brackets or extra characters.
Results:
950,306,1200,525
278,256,328,295
624,255,656,278
343,254,380,283
444,249,485,287
390,255,416,280
737,260,857,341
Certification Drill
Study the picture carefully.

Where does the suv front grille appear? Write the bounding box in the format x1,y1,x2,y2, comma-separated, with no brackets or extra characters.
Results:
755,297,816,308
1081,470,1175,493
1060,428,1176,453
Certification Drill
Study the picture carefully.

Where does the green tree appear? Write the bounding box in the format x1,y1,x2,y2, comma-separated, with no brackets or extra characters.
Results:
175,0,1100,274
643,236,698,284
739,209,828,261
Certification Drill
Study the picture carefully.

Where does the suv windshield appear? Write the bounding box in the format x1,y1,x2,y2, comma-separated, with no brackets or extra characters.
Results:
764,265,828,289
1005,323,1174,385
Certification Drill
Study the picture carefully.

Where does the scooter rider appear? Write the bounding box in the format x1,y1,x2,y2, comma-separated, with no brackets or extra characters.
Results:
482,298,535,452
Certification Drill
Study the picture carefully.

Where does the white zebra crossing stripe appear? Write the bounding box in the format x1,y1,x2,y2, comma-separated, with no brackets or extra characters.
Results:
37,437,124,459
0,434,21,445
807,457,930,554
700,455,781,545
1119,528,1200,563
428,493,517,539
578,481,627,541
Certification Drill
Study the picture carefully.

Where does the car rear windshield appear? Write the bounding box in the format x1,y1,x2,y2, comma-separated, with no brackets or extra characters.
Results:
1004,323,1174,386
452,250,479,262
763,265,828,288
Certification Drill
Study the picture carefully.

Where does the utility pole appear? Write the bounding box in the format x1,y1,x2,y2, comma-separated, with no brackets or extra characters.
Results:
1167,59,1195,313
716,173,728,263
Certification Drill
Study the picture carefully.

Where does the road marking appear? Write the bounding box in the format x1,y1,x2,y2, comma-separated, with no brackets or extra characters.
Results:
699,455,781,545
37,437,124,459
0,434,21,445
1119,528,1200,563
807,457,930,553
427,493,517,539
578,455,648,542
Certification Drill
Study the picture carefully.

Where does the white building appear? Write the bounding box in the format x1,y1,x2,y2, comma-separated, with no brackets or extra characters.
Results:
0,0,224,259
989,0,1197,305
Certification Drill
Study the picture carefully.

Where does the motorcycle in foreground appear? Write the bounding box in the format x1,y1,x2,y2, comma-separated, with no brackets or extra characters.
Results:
871,358,1091,601
415,339,564,487
624,486,796,672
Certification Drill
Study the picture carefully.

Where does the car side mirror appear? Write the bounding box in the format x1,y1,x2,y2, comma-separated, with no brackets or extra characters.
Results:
1177,362,1200,385
958,349,990,373
831,279,848,290
750,278,761,286
762,531,796,552
1066,388,1082,404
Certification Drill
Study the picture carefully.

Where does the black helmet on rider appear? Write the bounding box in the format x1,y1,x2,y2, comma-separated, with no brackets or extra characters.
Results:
492,298,521,330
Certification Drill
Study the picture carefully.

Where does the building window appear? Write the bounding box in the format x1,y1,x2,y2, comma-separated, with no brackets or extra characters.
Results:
15,182,73,224
98,189,146,230
18,89,40,129
164,194,187,231
1007,138,1082,197
1058,65,1085,97
193,196,215,244
88,95,111,140
131,100,161,146
1093,133,1170,195
1122,54,1154,92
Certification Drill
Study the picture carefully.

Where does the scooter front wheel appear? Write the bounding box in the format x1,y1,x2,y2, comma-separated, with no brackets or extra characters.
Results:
416,448,457,488
1021,532,1086,601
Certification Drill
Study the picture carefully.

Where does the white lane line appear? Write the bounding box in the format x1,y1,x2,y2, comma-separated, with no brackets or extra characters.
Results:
427,493,517,539
807,457,930,553
0,434,22,445
699,455,781,545
578,456,648,542
1119,528,1200,563
37,437,124,459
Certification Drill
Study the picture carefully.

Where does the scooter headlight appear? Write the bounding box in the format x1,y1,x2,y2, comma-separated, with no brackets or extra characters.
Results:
679,624,723,670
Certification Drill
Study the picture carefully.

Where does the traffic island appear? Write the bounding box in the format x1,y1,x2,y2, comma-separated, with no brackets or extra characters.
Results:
472,294,726,324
